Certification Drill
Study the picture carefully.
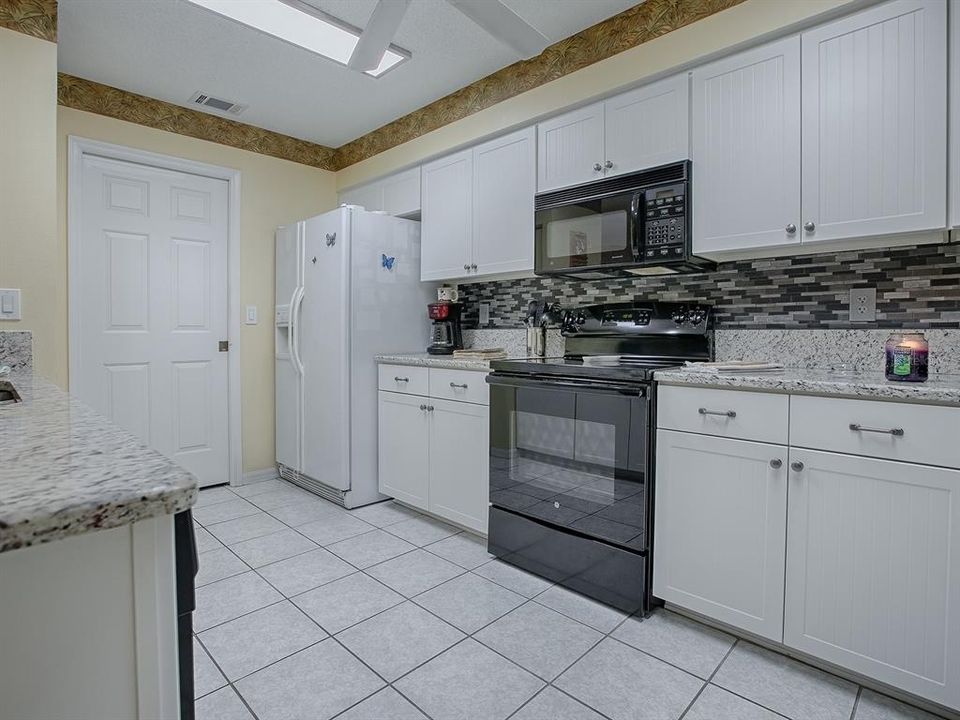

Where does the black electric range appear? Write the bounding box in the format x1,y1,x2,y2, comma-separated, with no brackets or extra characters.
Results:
485,301,711,614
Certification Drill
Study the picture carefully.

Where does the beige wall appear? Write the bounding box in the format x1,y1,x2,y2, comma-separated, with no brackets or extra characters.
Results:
57,106,338,473
0,28,59,382
336,0,860,191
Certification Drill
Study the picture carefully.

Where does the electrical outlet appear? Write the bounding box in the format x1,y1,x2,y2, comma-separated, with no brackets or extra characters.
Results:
849,288,876,322
479,303,490,326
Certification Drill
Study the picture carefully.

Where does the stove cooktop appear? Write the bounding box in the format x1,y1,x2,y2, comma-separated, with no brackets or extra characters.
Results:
489,356,687,383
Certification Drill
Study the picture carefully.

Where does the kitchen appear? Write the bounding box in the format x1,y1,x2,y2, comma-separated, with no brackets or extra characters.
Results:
2,0,960,719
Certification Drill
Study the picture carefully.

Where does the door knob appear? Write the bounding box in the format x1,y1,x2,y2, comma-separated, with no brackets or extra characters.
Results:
785,224,797,234
803,221,816,233
604,160,613,169
593,163,603,172
769,459,782,469
791,461,804,472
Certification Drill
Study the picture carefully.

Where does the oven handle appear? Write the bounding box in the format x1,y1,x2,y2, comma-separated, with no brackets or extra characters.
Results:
485,373,645,397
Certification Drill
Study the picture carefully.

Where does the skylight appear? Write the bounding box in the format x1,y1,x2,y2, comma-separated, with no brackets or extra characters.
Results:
185,0,409,77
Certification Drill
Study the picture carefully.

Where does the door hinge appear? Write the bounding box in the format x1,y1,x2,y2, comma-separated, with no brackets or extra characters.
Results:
219,340,229,352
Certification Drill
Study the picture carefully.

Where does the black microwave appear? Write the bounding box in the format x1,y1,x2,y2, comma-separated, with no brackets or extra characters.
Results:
534,160,713,278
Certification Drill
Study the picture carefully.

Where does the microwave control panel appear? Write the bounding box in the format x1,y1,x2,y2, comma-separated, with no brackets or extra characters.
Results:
642,183,687,262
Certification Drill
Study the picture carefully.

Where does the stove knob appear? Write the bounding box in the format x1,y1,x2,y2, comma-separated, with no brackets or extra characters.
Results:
672,309,687,325
687,308,707,325
575,312,586,326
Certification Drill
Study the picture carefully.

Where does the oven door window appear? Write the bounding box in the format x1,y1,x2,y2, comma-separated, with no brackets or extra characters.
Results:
536,193,637,271
489,382,648,551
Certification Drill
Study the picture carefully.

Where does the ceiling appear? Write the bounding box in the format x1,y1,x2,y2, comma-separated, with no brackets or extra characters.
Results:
57,0,638,148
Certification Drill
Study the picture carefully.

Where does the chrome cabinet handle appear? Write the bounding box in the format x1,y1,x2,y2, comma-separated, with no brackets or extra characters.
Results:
849,423,904,437
791,461,804,472
604,160,614,169
394,376,409,383
770,459,782,469
785,223,797,234
470,263,478,271
463,264,469,270
803,221,816,232
427,405,435,412
698,408,736,418
593,163,603,172
450,382,468,389
419,404,427,411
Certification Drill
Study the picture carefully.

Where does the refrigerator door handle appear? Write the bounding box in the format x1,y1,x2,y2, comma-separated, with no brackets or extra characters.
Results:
291,287,305,376
286,287,298,360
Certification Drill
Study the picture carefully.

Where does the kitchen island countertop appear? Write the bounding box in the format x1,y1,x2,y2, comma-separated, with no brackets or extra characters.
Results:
654,366,960,405
376,352,501,371
0,372,197,553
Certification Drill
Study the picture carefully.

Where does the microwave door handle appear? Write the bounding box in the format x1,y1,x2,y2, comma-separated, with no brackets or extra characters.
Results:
631,191,644,259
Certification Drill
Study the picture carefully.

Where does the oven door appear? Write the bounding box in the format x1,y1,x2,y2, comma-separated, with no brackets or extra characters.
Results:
534,191,641,275
487,374,650,552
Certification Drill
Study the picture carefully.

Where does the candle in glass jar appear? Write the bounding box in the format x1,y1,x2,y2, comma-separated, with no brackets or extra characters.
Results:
884,333,929,382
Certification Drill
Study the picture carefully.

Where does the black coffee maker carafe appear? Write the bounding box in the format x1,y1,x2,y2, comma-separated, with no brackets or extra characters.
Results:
427,302,464,355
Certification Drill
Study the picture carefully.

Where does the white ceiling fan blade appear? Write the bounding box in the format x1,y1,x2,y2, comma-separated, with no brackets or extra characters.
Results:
348,0,411,72
448,0,549,59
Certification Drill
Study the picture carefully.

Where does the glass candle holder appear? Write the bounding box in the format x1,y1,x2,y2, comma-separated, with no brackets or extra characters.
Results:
885,333,929,382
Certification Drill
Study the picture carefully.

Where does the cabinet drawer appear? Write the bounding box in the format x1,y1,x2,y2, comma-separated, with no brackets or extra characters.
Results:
790,395,960,469
657,385,788,444
429,368,489,405
378,364,429,395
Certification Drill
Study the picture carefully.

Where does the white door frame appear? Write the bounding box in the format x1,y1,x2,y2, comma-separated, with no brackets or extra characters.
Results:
68,135,243,488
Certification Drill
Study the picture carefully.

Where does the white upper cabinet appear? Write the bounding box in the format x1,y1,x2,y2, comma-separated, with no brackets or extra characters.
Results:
800,0,947,243
421,128,536,281
951,0,960,227
472,127,536,276
339,166,421,217
692,36,802,254
421,149,473,281
604,74,689,176
537,74,690,193
537,103,605,192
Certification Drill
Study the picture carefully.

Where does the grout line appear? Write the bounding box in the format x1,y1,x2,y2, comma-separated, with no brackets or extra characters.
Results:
676,638,739,720
849,686,863,720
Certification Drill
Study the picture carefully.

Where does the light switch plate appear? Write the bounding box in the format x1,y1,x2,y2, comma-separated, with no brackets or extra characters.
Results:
245,305,258,325
0,288,21,321
849,287,876,322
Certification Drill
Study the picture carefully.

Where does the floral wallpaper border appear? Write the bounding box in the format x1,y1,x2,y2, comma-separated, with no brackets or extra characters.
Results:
58,74,340,171
0,0,57,42
45,0,743,171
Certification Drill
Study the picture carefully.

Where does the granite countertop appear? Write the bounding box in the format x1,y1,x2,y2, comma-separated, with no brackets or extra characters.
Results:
0,372,198,554
655,367,960,405
376,352,500,371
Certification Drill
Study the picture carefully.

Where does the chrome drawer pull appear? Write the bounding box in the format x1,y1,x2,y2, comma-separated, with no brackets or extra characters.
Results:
394,376,409,383
449,382,468,389
698,408,736,418
849,423,904,437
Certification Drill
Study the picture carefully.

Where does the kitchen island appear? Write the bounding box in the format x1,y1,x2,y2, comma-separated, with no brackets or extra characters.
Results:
0,371,198,720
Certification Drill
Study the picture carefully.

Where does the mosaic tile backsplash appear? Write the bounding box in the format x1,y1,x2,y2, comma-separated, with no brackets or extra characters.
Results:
459,241,960,330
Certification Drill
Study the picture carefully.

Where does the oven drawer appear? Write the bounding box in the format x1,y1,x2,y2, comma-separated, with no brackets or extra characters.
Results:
790,395,960,468
378,364,429,396
657,385,788,445
429,368,489,405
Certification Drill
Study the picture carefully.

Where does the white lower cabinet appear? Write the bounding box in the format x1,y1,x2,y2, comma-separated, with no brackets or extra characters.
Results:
653,430,788,641
784,448,960,710
378,391,430,508
428,398,490,533
377,366,490,534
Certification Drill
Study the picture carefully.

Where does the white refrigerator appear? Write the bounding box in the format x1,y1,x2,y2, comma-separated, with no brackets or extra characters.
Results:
275,206,436,508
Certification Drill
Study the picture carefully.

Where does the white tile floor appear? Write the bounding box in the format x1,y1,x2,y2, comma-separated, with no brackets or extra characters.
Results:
191,480,950,720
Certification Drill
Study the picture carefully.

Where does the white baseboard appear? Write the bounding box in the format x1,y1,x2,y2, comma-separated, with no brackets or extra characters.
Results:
235,468,279,487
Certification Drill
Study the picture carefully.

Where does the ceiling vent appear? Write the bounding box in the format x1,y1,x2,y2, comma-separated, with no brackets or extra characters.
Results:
189,91,248,115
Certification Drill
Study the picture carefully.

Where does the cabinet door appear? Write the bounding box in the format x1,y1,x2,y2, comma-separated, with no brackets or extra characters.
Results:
537,102,605,192
653,430,788,641
421,149,473,281
381,166,421,218
801,0,947,243
692,36,801,253
784,449,960,709
604,74,689,177
429,398,489,534
378,391,430,510
339,181,383,212
472,127,535,276
951,0,960,227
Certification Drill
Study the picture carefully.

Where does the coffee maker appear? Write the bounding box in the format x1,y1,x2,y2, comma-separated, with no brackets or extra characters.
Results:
427,302,464,355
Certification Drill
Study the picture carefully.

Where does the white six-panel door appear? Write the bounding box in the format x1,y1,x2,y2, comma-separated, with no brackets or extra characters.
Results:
692,36,802,253
76,155,230,487
800,0,947,243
